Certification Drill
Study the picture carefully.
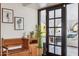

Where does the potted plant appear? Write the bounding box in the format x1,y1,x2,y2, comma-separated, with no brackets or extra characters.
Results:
35,25,43,55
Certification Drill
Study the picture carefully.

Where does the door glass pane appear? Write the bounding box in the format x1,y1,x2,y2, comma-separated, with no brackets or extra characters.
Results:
55,19,61,27
40,10,46,55
55,9,61,17
66,4,78,56
49,28,54,35
40,10,46,50
49,10,54,18
40,10,46,24
55,36,61,45
49,45,54,53
55,46,61,55
49,36,54,44
49,20,54,27
55,28,62,36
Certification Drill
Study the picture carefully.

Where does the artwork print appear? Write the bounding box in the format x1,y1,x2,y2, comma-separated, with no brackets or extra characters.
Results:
2,8,14,23
14,17,24,30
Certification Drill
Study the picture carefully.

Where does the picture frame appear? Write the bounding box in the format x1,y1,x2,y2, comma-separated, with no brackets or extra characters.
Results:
14,17,24,30
2,8,14,23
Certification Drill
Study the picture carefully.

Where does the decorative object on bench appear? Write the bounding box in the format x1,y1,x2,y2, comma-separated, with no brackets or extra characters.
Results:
2,8,14,23
14,17,24,30
30,31,34,38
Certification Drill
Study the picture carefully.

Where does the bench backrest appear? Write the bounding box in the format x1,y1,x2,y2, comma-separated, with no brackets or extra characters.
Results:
2,38,29,49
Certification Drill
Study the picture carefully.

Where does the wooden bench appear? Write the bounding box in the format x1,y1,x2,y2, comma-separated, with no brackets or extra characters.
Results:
2,38,30,56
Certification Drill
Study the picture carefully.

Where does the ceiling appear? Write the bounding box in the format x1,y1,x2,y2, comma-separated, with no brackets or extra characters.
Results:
22,3,59,9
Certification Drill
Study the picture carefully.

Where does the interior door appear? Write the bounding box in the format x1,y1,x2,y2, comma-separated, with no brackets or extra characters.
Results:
46,5,66,56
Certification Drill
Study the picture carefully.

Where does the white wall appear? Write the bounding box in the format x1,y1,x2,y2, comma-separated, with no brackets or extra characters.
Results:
1,3,37,39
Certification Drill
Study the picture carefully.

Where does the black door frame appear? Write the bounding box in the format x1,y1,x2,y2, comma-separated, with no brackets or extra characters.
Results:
46,4,66,56
78,3,79,56
38,3,79,56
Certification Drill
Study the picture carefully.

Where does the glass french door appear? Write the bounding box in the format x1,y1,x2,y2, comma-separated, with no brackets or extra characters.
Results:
38,9,46,55
38,3,79,56
47,6,65,56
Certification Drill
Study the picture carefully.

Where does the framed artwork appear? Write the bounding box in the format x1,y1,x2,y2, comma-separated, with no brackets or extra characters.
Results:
14,17,24,30
2,8,14,23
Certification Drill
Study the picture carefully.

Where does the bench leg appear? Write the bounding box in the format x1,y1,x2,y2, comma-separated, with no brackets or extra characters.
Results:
6,49,8,56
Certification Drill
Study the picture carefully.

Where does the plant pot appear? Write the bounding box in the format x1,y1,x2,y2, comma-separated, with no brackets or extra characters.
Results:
37,48,43,56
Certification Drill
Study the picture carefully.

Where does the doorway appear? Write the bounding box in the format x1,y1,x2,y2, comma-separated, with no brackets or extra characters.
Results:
38,3,79,56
